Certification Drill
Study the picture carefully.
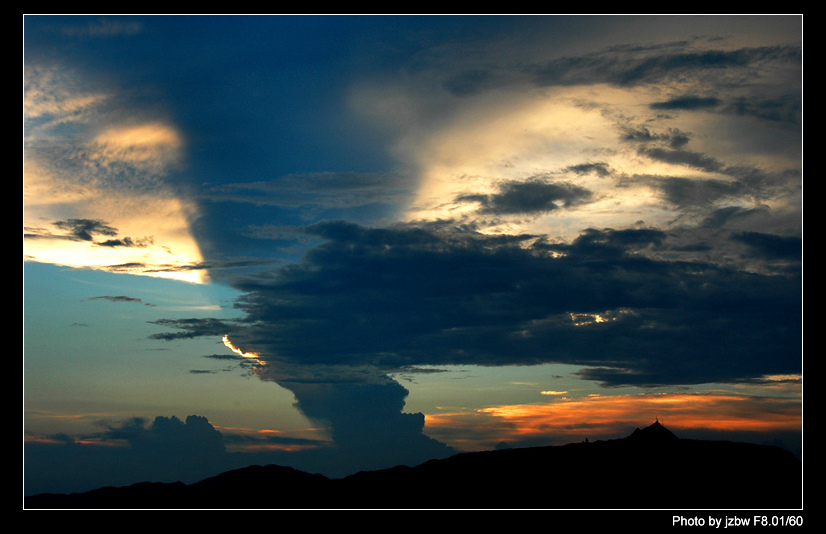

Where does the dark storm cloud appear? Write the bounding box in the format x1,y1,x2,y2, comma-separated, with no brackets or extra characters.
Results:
154,220,798,389
150,303,458,472
458,179,593,215
286,379,454,468
731,231,802,261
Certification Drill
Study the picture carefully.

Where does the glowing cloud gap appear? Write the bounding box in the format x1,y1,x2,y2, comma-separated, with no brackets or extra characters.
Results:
222,335,266,366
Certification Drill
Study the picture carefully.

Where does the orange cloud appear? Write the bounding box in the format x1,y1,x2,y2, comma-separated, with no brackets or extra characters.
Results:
424,390,802,451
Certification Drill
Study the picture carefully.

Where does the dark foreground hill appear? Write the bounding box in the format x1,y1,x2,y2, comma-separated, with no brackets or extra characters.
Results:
25,422,802,509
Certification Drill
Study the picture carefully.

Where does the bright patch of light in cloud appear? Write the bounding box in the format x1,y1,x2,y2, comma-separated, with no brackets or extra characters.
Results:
350,32,801,257
371,85,663,235
222,335,266,366
88,123,183,173
23,65,206,284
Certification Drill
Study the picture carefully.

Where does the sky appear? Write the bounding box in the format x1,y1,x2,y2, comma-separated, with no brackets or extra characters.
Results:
23,15,803,500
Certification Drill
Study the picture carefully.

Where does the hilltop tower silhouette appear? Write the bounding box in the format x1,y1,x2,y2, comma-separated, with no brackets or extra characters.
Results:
627,419,679,442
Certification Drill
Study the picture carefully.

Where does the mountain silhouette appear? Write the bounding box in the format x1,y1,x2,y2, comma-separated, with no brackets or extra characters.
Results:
24,422,802,509
626,419,679,442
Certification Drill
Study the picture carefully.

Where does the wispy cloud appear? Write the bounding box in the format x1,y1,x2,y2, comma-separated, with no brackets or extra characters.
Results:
206,171,413,210
86,295,155,306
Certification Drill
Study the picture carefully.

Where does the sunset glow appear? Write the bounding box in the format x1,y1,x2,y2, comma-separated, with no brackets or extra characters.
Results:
424,389,802,450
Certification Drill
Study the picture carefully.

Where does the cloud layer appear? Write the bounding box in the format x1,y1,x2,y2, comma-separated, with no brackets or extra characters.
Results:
206,220,800,386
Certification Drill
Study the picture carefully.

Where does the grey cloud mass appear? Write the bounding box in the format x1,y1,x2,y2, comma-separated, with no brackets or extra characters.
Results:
155,220,800,389
458,179,593,215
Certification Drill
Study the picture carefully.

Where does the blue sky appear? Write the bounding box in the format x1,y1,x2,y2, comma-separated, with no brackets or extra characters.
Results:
24,15,802,499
